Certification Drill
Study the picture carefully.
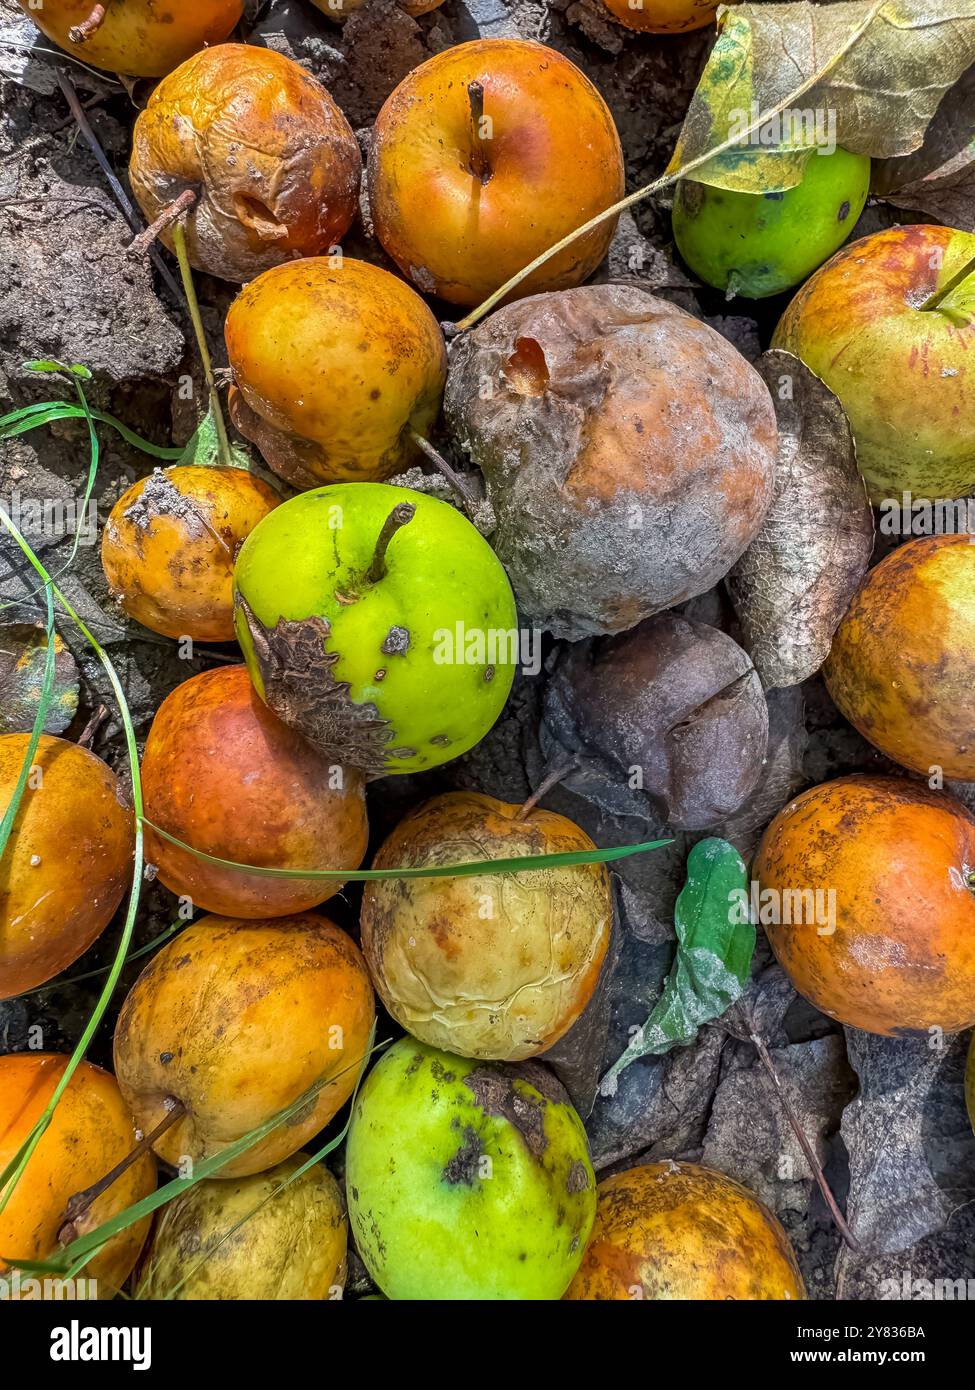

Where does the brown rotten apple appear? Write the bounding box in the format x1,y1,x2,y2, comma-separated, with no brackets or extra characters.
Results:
544,614,769,830
0,734,133,1000
360,792,611,1061
142,665,368,918
101,465,279,641
17,0,243,78
368,39,625,308
114,914,375,1179
129,45,361,282
446,283,778,638
225,258,447,487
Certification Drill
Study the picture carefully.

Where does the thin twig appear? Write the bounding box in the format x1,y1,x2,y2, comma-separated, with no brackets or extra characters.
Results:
128,188,197,257
729,1001,860,1252
77,703,108,750
516,754,580,821
56,71,183,303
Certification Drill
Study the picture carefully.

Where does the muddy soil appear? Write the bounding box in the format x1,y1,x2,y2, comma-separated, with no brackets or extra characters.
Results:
1,0,973,1302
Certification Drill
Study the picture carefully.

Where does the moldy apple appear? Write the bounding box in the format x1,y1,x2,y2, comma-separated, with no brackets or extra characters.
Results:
368,39,625,307
446,283,778,638
130,45,361,282
101,464,279,642
233,483,517,775
225,259,447,487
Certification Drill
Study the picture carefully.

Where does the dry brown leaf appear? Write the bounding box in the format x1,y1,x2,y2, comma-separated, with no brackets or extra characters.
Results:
726,351,874,690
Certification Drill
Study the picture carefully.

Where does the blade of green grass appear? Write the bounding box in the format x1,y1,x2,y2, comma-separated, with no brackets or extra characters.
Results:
141,817,672,880
0,584,57,860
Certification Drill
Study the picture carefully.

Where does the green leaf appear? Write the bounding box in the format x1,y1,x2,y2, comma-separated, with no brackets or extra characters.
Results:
142,816,672,881
176,405,255,471
669,1,975,193
599,838,755,1095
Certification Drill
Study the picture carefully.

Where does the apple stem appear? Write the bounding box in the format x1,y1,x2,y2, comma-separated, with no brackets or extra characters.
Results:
365,502,416,586
128,188,197,258
69,4,106,44
516,753,580,821
727,1002,860,1252
410,431,482,516
467,81,491,184
918,251,975,319
57,1097,185,1248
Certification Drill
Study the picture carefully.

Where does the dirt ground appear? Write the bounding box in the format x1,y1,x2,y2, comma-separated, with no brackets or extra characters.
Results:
1,0,974,1302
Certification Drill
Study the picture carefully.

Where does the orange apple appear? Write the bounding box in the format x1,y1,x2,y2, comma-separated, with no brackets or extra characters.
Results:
368,39,625,308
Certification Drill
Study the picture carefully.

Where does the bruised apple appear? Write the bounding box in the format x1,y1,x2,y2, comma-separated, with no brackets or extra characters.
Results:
565,1162,805,1299
824,535,975,780
0,1054,155,1295
753,775,975,1036
0,734,132,1000
130,46,361,282
135,1155,347,1300
17,0,243,77
114,915,375,1178
141,665,368,918
368,39,624,307
101,465,278,642
446,283,778,637
225,259,447,487
346,1038,596,1299
773,225,975,502
361,792,611,1060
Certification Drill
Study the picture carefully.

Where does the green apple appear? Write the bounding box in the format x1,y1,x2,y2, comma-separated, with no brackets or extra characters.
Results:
345,1039,596,1300
672,147,870,298
233,483,517,775
773,224,975,502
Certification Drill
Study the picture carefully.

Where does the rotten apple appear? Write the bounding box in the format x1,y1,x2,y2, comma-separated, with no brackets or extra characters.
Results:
232,482,517,775
360,791,611,1061
130,45,361,282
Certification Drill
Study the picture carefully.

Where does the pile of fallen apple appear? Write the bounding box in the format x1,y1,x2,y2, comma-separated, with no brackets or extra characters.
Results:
2,0,975,1302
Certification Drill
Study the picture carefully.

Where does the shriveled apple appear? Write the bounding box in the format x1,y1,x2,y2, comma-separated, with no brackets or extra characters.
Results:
113,915,375,1178
361,792,611,1060
130,45,361,282
446,283,778,638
